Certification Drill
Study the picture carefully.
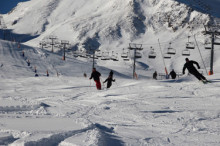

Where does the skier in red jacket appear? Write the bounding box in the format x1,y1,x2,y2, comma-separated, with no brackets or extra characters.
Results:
89,68,101,90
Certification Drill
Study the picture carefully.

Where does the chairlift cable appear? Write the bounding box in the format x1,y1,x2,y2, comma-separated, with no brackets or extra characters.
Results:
139,35,191,46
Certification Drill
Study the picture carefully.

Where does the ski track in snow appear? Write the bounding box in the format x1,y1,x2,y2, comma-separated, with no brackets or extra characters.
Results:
0,75,220,145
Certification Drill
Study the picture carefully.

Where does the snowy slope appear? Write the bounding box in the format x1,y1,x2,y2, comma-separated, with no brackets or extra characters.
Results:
0,39,220,145
0,0,220,145
0,39,129,79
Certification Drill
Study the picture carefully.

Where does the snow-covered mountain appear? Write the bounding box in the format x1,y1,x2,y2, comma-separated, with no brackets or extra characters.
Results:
2,0,219,45
1,0,220,74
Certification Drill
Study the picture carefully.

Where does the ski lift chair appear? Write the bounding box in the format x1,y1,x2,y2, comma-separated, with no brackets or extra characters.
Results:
148,47,156,59
54,41,60,48
167,47,176,55
78,54,83,58
79,50,87,58
112,53,119,61
186,42,195,49
111,52,119,61
89,51,98,59
204,43,211,50
123,58,130,61
135,51,142,58
101,52,107,60
105,52,111,60
112,56,119,61
81,53,87,58
182,49,190,56
91,55,98,59
148,54,156,59
112,57,119,61
167,43,176,55
164,53,171,59
96,51,102,57
101,57,107,60
186,36,195,49
114,58,119,61
214,37,220,45
73,51,79,57
43,44,50,48
121,53,128,58
85,50,92,58
121,48,128,58
101,52,110,60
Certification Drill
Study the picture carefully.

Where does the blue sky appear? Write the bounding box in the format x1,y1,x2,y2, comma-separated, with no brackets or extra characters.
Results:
0,0,30,14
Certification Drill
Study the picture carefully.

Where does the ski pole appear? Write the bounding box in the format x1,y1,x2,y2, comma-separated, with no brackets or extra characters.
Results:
114,80,118,87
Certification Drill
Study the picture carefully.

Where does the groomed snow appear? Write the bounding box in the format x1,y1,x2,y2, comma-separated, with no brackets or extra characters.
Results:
0,0,220,145
0,38,220,145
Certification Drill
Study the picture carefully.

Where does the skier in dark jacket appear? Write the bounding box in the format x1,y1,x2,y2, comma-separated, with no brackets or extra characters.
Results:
153,71,157,80
103,70,115,88
182,58,207,82
169,69,177,79
109,70,113,77
89,68,101,90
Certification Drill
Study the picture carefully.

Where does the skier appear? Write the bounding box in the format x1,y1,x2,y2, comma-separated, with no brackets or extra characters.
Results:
169,69,176,79
103,70,115,89
153,71,157,80
22,51,25,57
182,58,208,82
109,70,113,77
89,68,102,90
83,73,87,78
27,60,30,66
46,70,49,77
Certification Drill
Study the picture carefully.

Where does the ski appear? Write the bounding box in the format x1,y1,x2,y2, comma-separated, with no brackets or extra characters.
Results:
201,80,211,84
